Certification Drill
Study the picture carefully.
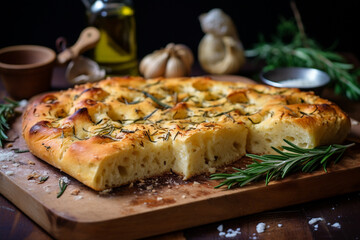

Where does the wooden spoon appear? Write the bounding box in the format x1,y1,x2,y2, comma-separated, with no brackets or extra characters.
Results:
57,27,100,65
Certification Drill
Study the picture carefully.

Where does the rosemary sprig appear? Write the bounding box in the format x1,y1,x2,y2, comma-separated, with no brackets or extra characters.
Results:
246,18,360,100
143,91,172,109
57,177,69,198
211,139,354,189
0,98,19,147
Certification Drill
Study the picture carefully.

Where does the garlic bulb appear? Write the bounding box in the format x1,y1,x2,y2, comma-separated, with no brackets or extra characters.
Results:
139,43,194,78
198,8,245,75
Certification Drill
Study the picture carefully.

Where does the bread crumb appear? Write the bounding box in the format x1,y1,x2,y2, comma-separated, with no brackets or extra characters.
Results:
71,189,81,196
12,163,20,167
208,167,216,174
28,161,35,165
146,185,153,190
156,197,163,201
181,194,186,199
99,189,112,195
193,181,200,185
6,143,13,148
129,182,134,188
27,171,40,180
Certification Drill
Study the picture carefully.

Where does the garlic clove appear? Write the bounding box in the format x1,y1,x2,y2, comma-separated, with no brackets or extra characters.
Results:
139,50,162,75
143,51,169,78
139,43,194,78
165,56,187,78
174,45,194,75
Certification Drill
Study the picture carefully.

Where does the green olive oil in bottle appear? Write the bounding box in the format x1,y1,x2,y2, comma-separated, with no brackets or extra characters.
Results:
87,0,138,75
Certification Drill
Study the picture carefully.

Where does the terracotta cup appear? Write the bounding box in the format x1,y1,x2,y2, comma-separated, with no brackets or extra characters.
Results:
0,45,56,100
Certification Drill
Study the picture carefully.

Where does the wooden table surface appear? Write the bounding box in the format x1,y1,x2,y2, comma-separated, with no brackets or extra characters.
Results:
1,59,360,240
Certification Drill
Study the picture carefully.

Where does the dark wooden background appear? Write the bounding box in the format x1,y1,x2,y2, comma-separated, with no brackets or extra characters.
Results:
1,0,360,60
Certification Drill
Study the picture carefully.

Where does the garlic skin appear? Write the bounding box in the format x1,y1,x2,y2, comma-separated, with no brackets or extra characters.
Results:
66,56,106,85
198,8,245,75
139,43,194,79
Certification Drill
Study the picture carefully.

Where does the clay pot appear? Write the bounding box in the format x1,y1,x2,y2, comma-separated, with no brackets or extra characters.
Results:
0,45,56,100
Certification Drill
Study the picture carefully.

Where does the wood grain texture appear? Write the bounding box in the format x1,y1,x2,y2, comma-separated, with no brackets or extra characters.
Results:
1,74,360,239
1,111,360,239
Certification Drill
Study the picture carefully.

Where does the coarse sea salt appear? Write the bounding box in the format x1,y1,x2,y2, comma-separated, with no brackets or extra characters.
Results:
331,222,341,229
5,170,14,176
308,217,324,225
74,195,83,201
278,223,283,227
0,150,16,162
314,224,319,231
18,99,28,108
217,225,241,238
256,222,266,233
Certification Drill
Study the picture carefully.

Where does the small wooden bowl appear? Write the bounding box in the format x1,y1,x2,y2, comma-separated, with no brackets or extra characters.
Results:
0,45,56,100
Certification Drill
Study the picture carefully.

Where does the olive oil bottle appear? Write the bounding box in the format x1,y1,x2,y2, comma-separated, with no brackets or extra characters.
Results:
86,0,138,75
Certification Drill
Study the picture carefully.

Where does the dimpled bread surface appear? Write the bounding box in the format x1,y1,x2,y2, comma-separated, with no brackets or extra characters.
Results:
22,77,351,190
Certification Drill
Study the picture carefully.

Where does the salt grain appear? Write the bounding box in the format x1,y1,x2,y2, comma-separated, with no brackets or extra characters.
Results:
217,224,223,232
1,165,8,169
331,222,341,229
43,185,51,193
74,195,83,201
0,150,16,162
156,197,163,201
278,224,283,227
256,222,266,233
308,217,324,225
60,176,70,184
217,224,241,238
12,163,20,167
181,194,186,199
5,170,14,176
314,224,319,231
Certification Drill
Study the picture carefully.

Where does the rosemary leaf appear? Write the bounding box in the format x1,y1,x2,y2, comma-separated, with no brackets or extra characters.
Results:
0,98,19,147
142,91,171,109
57,177,69,198
247,18,360,101
11,148,30,153
211,140,354,189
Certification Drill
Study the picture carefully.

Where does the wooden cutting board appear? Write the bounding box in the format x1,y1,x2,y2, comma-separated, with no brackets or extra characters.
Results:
1,80,360,240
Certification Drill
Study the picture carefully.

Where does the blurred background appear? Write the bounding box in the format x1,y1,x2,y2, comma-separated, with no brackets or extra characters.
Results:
1,0,359,62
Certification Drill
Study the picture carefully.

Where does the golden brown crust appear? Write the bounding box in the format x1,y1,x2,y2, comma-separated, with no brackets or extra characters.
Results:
22,76,351,190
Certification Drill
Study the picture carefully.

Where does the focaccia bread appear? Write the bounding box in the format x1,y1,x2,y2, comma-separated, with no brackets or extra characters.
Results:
22,76,351,190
